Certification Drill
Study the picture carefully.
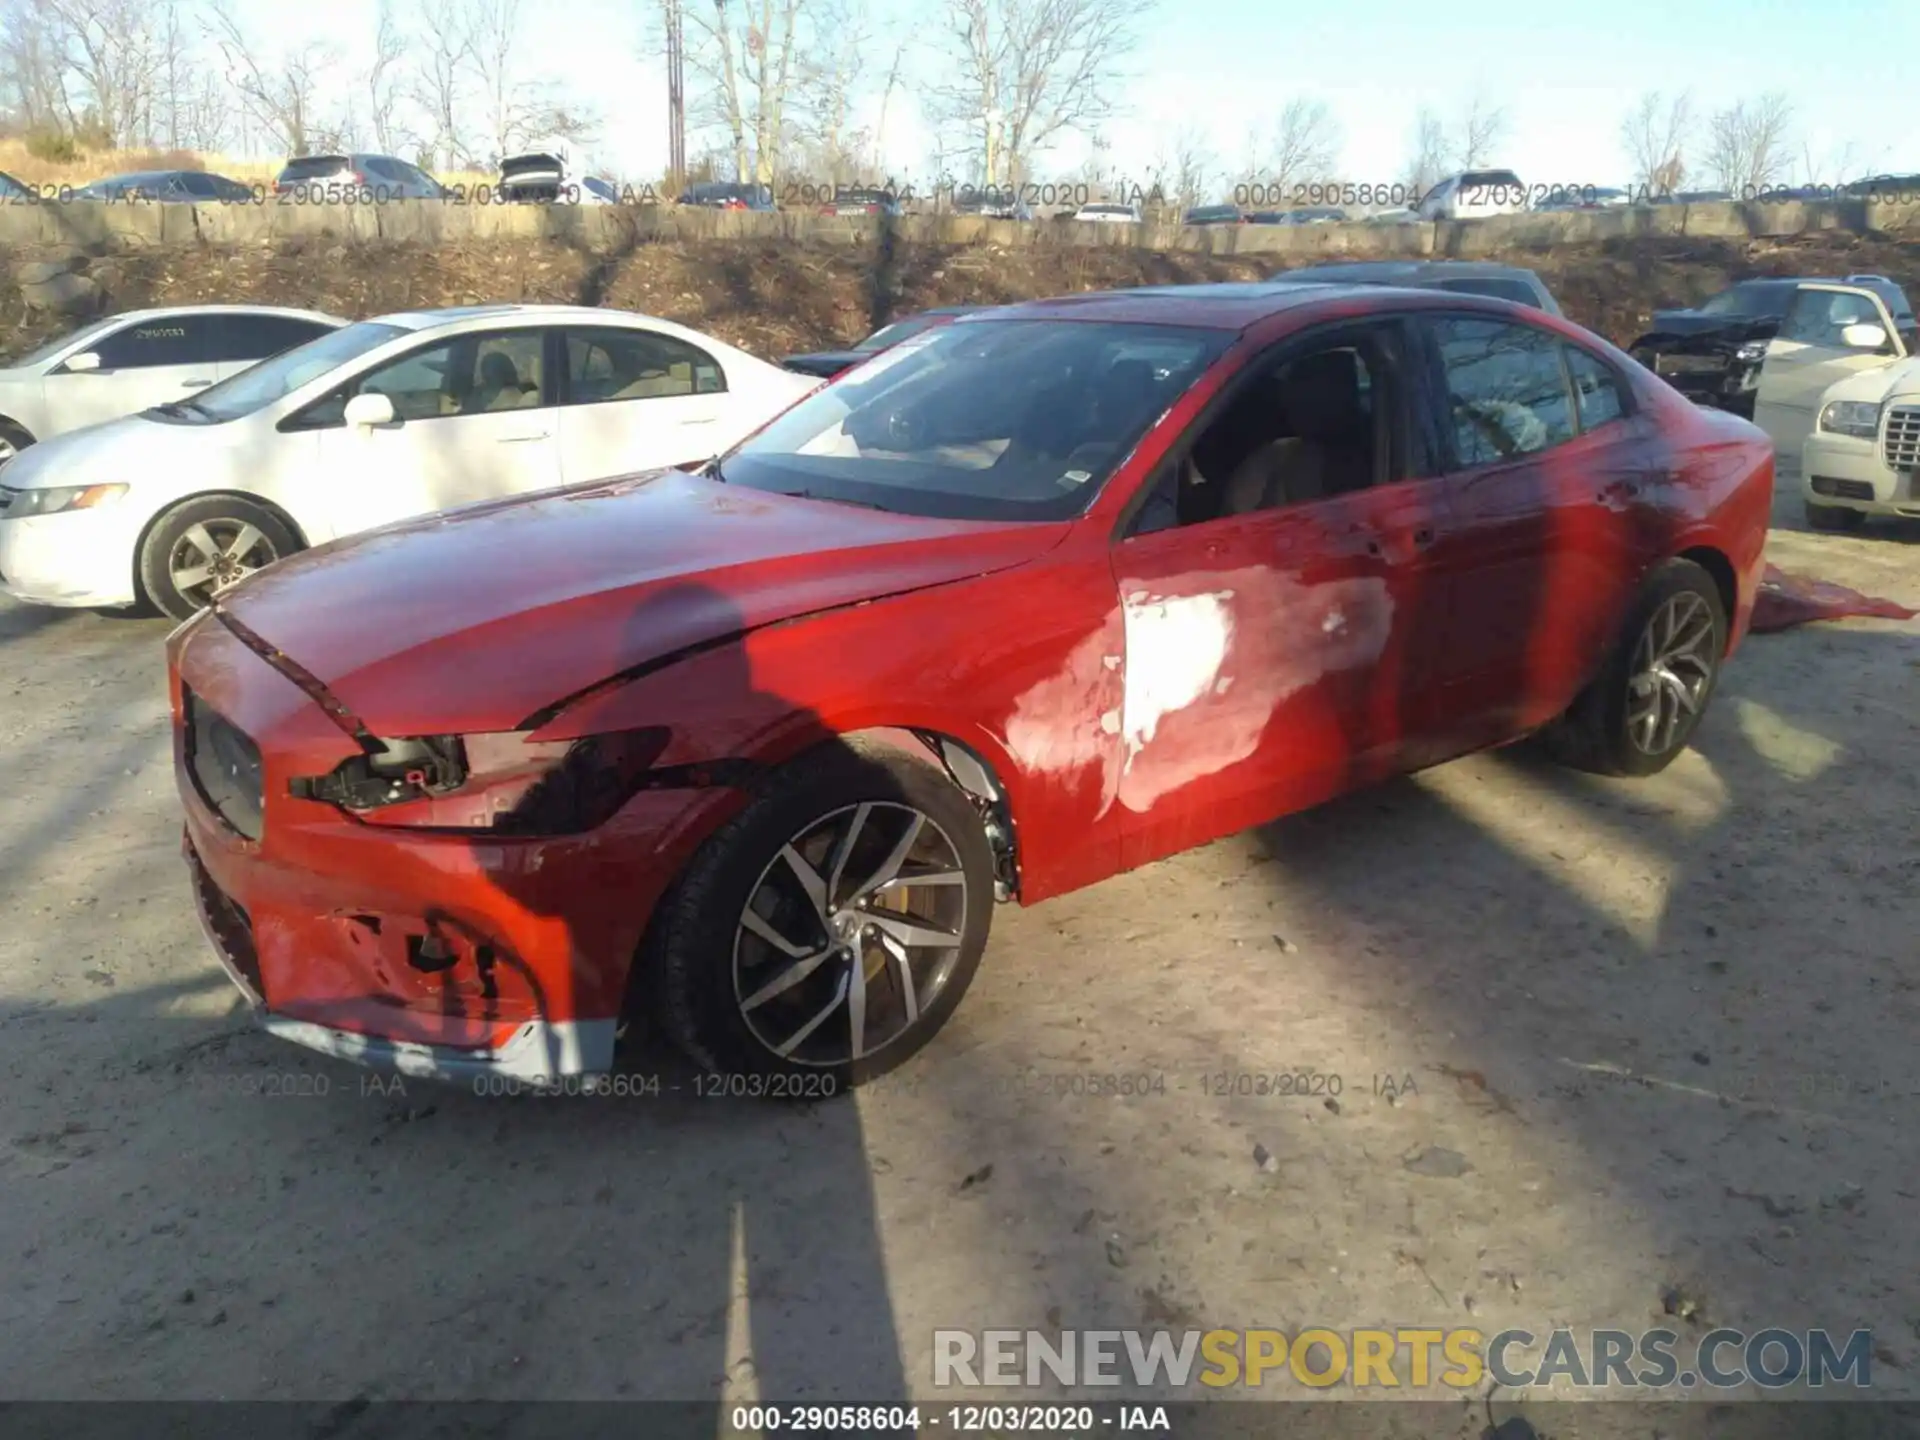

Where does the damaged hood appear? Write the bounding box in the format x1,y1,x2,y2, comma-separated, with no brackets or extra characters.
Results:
212,468,1069,735
1632,313,1778,353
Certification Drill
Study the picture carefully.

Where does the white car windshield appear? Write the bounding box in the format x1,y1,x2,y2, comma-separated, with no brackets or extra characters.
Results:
716,319,1231,522
183,321,408,422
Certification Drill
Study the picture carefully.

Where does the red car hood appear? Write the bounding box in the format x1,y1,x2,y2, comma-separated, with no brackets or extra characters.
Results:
215,469,1068,735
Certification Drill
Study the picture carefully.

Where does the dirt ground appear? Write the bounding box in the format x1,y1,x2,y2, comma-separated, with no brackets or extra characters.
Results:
0,460,1916,1434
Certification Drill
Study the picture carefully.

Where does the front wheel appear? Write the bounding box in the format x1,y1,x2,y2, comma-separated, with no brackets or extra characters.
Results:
0,419,35,465
1540,558,1727,778
646,736,995,1091
137,496,303,620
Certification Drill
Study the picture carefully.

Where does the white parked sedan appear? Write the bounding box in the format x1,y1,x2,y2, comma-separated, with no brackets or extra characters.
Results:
0,304,346,463
0,303,818,618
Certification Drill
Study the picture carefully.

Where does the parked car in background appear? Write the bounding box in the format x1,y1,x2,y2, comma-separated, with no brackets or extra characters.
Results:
678,181,775,211
1244,210,1288,225
1364,206,1420,224
497,151,622,203
819,187,902,217
72,170,257,203
1532,187,1631,211
274,154,446,199
0,304,816,618
1845,173,1920,201
1183,204,1245,226
1629,275,1917,418
1273,206,1348,225
780,306,986,378
1072,202,1142,224
1268,260,1562,314
1415,169,1527,221
0,305,345,465
163,281,1771,1092
952,195,1034,221
1798,356,1920,529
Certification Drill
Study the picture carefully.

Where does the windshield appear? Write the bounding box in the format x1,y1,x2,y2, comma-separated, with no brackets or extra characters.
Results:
1699,284,1790,318
2,315,121,369
183,321,406,422
854,314,945,353
718,319,1231,522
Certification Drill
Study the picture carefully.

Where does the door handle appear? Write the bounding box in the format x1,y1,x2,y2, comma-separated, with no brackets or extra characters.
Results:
182,379,212,388
497,431,550,443
680,416,719,426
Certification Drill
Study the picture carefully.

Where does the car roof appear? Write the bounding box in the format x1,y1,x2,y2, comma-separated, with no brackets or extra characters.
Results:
368,303,691,332
101,303,348,324
1271,261,1542,284
966,281,1395,329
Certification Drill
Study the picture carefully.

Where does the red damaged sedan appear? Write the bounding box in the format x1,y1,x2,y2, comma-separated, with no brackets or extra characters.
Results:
169,282,1772,1089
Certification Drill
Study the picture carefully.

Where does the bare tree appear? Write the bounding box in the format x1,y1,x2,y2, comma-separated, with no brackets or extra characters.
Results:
791,0,879,184
1238,97,1339,195
208,0,340,157
409,0,475,169
1403,106,1447,194
39,0,170,146
1704,92,1793,195
929,0,1151,188
1452,89,1507,168
466,0,596,164
367,0,405,153
1151,121,1215,211
684,0,808,185
1620,89,1693,197
0,0,80,136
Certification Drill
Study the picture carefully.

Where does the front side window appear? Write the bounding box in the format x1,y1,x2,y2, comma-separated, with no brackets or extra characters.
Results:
301,329,547,425
191,321,407,423
5,316,120,369
91,316,220,369
719,319,1230,522
564,329,723,403
1432,316,1577,466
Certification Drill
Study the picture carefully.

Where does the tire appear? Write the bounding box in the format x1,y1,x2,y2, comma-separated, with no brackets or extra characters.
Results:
1540,558,1728,778
1804,500,1865,533
645,735,995,1092
137,495,303,621
0,418,34,465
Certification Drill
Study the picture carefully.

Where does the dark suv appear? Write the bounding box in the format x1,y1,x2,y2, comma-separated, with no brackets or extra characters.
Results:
1630,275,1919,415
273,154,446,199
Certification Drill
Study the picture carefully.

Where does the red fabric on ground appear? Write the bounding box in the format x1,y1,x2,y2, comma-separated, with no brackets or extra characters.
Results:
1750,563,1918,633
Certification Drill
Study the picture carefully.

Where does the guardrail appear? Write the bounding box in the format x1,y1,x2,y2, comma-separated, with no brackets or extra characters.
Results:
2,194,1916,254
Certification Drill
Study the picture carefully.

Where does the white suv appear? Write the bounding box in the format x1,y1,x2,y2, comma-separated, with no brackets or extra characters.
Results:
1416,169,1527,221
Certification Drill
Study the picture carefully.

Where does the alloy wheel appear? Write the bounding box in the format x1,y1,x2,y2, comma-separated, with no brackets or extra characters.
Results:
1625,591,1717,756
169,519,281,606
732,801,970,1067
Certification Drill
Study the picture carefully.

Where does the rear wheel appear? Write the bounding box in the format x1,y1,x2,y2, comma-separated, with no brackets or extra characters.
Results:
137,496,303,620
1804,500,1865,533
1541,558,1727,778
647,736,994,1092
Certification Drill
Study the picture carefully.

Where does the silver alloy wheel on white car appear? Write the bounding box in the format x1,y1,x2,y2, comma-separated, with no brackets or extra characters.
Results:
732,800,970,1066
168,518,283,607
1625,590,1718,756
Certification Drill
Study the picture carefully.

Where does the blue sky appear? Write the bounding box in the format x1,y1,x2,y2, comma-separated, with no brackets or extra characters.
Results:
236,0,1920,191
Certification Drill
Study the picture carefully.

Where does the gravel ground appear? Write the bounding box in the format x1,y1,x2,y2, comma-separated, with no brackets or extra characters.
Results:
0,479,1915,1435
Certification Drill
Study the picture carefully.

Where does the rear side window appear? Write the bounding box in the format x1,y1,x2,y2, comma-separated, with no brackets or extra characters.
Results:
279,156,349,181
1779,289,1888,348
90,316,221,369
563,328,725,403
1564,346,1626,431
217,315,335,362
1431,316,1577,466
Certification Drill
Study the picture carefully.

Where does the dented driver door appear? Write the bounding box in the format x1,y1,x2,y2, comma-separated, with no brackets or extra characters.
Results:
1108,479,1452,872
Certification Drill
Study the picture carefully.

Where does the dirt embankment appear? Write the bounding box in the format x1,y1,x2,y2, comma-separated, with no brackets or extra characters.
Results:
4,230,1919,362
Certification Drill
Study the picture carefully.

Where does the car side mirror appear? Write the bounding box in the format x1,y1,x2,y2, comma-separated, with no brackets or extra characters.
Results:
63,351,102,373
1840,322,1889,351
344,391,396,428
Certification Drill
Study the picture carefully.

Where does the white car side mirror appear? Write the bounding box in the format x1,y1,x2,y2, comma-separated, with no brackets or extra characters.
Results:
344,391,396,428
63,351,102,373
1841,322,1888,351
